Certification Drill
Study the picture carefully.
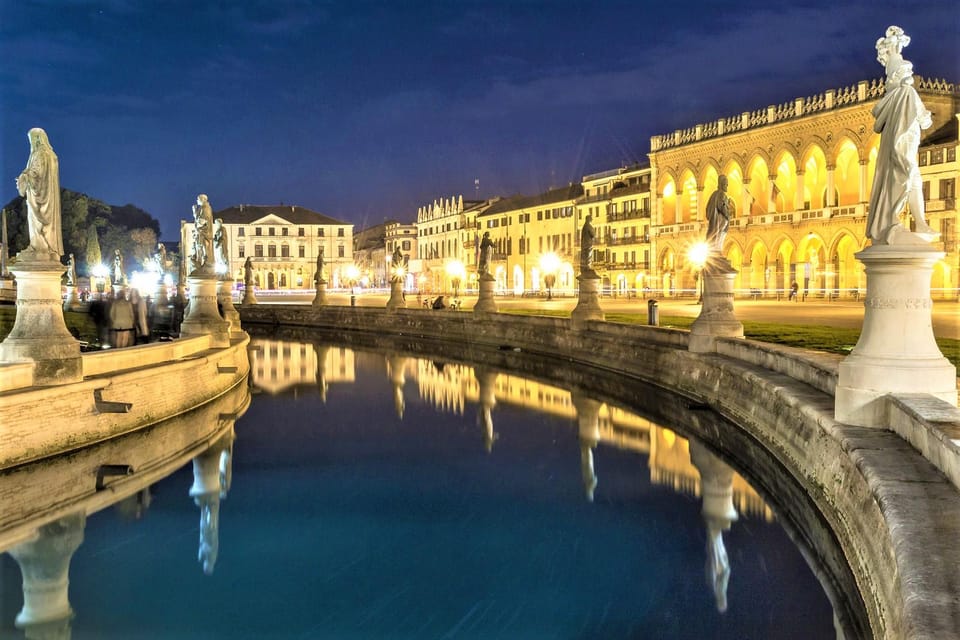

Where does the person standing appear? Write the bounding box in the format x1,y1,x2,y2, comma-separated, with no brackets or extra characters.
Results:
130,288,150,344
109,288,135,348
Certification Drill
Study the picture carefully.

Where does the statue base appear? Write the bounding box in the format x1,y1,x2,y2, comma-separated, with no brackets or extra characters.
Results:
63,285,80,311
241,282,258,306
312,281,327,307
0,259,81,384
835,245,957,426
180,275,230,347
473,275,498,314
217,277,243,339
0,276,15,305
689,255,744,353
386,279,405,310
571,273,604,330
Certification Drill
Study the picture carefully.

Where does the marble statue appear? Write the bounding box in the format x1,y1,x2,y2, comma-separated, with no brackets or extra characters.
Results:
191,194,214,271
112,249,124,285
66,253,76,286
478,231,493,276
244,256,253,285
580,214,596,272
213,218,228,272
16,128,63,258
867,26,936,244
705,175,732,251
314,247,325,284
154,242,166,273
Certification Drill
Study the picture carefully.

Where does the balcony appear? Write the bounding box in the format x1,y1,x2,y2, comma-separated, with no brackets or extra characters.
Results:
606,209,651,222
601,235,650,247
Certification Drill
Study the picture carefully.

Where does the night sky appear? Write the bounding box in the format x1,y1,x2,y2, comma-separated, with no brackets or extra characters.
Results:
2,1,958,241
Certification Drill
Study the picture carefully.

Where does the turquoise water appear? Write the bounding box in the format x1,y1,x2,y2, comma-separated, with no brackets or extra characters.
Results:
1,344,835,639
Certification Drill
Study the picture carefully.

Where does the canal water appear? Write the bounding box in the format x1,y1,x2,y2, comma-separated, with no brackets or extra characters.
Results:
1,338,838,639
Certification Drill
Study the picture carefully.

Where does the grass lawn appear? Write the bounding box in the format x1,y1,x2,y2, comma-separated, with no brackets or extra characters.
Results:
3,304,959,371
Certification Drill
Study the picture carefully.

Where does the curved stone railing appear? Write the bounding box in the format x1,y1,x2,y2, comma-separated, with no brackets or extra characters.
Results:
239,304,960,640
0,334,250,470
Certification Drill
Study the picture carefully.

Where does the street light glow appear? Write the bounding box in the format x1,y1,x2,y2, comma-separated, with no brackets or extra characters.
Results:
687,242,710,270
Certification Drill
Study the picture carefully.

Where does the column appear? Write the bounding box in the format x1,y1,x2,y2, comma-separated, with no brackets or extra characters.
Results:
795,170,806,211
859,160,869,204
826,165,836,208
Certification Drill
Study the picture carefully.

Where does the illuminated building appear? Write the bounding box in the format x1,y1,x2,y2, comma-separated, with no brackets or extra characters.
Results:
180,204,353,290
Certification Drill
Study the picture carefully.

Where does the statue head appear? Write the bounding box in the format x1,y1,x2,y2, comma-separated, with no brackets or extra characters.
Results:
483,231,490,239
197,194,209,206
876,25,909,63
718,175,728,191
27,128,50,150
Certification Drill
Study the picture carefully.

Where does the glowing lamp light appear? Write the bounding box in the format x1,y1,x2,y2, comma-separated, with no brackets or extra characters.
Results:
687,241,710,270
90,263,109,280
129,270,154,293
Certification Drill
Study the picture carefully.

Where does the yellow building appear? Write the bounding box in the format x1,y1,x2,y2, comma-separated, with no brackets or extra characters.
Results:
414,195,491,294
477,184,582,295
648,76,959,298
181,204,354,290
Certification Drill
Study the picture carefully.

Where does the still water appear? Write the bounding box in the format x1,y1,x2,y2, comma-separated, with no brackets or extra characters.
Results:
1,338,837,639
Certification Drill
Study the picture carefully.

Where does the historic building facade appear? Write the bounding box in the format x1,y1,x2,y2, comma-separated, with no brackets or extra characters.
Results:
648,76,959,298
180,204,353,290
414,195,491,293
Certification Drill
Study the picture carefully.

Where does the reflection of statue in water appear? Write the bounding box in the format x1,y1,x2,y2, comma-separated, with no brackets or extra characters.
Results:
867,26,936,244
66,253,76,286
213,218,228,272
706,519,732,613
112,249,124,284
195,495,220,575
478,231,494,277
191,194,214,272
16,128,63,258
580,214,596,273
705,175,732,251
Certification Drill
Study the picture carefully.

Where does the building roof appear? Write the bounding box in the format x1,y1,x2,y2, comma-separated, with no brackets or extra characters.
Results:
923,116,958,146
480,184,584,217
214,204,349,226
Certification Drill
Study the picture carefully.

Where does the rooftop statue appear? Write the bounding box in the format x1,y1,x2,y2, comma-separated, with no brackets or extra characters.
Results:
867,26,936,244
16,128,63,260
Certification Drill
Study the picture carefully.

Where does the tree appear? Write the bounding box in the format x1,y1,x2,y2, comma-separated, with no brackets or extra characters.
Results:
85,226,102,273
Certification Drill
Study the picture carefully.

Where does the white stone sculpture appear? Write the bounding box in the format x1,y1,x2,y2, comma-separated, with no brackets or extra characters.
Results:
705,175,732,252
867,26,936,244
191,194,214,273
213,218,228,273
16,128,63,259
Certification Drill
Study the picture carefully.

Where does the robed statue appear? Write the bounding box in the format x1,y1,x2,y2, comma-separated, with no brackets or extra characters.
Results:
705,175,732,251
213,218,228,273
580,214,596,273
478,231,494,277
314,247,326,284
112,249,124,285
16,128,63,259
66,253,76,286
191,194,215,273
867,26,936,244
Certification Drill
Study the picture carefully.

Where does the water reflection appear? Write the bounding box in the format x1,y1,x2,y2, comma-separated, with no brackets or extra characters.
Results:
1,338,837,638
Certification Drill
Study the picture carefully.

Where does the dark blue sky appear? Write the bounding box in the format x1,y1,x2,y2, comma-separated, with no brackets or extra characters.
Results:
2,1,958,241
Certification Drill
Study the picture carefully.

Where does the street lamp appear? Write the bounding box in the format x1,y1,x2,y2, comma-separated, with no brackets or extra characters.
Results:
687,241,710,303
344,263,360,306
446,259,465,299
540,252,560,301
90,263,109,299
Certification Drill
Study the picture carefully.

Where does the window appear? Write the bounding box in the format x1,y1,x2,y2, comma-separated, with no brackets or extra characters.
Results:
238,228,245,237
402,240,411,251
337,228,345,237
338,246,345,258
268,245,277,258
282,227,289,236
281,245,290,258
922,181,931,201
238,245,245,258
941,178,956,201
298,246,305,258
269,228,276,237
537,211,543,221
256,227,262,236
298,227,304,237
255,244,263,257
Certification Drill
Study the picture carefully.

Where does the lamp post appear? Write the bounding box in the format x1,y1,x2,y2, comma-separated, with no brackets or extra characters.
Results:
687,241,710,303
540,252,560,301
446,260,464,300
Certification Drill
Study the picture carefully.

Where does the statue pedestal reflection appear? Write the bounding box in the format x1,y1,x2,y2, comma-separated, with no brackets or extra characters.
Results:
9,513,86,636
573,393,602,501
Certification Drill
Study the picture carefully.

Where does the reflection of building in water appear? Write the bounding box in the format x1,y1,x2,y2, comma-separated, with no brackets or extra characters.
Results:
249,339,354,394
650,426,773,521
411,359,771,520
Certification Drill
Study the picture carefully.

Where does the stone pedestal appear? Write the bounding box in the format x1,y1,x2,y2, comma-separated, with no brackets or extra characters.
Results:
241,280,258,306
0,259,81,384
689,255,744,353
473,274,497,314
217,277,243,339
63,285,79,311
386,279,405,310
313,280,327,307
836,245,957,426
9,513,85,636
571,272,603,330
180,275,230,347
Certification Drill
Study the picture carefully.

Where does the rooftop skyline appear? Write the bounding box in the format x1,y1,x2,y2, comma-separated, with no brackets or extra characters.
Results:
2,1,958,241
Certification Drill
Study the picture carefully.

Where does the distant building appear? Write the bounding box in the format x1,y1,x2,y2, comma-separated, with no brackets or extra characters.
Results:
180,204,353,290
415,195,495,293
385,220,417,288
353,222,390,287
